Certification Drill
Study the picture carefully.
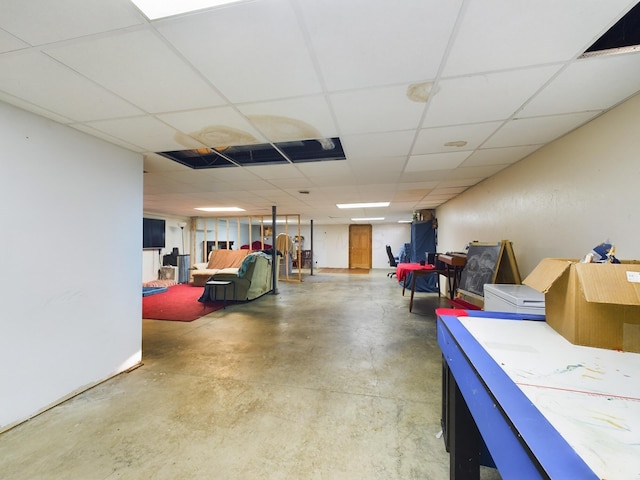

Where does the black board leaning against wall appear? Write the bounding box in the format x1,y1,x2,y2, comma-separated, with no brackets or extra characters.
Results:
458,243,501,297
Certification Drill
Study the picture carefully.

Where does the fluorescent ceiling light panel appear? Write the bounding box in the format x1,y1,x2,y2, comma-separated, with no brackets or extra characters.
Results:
352,217,385,221
131,0,244,19
195,207,246,212
337,202,390,209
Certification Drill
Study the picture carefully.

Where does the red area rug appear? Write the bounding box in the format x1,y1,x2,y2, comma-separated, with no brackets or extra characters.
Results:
142,284,225,322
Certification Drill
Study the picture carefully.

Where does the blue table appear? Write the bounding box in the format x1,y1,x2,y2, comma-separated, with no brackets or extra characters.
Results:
437,309,640,480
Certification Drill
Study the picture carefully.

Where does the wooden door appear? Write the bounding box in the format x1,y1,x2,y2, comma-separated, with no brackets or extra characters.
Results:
349,224,372,269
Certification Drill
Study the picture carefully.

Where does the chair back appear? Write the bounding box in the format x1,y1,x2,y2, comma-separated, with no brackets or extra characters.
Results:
386,245,398,267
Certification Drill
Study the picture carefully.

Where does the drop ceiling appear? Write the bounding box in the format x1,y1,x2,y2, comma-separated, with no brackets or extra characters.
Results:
1,0,639,224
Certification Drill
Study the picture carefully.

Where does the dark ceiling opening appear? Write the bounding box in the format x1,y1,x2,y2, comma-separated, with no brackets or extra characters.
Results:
159,137,345,169
585,2,640,53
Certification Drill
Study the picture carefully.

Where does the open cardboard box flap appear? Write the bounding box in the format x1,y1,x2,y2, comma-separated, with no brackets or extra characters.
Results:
524,258,640,305
575,262,640,305
523,258,576,294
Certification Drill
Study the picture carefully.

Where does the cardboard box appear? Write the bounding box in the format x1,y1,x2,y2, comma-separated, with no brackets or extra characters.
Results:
523,258,640,353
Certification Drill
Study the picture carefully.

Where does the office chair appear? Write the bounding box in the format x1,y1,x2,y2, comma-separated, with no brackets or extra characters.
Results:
386,245,399,278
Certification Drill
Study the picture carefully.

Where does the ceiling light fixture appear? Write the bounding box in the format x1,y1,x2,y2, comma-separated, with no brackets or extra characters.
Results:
130,0,245,20
352,217,385,221
195,207,246,212
337,202,390,209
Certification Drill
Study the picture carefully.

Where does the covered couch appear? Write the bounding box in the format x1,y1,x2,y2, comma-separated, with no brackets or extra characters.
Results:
199,251,274,302
191,249,248,287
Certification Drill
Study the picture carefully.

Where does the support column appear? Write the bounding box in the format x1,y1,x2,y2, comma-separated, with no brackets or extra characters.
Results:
271,205,278,295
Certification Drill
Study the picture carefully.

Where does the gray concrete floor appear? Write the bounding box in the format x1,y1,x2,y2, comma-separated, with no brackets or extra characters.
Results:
0,269,501,479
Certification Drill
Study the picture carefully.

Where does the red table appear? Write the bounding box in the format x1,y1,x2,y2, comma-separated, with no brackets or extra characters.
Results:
396,262,435,284
396,263,442,312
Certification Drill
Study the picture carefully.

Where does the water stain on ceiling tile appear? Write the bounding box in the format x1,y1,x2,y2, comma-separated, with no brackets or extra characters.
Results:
407,82,438,103
247,114,325,143
163,114,344,169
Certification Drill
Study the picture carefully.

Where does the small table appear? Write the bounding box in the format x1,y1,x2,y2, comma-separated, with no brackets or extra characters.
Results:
205,280,234,309
437,253,467,299
396,263,443,312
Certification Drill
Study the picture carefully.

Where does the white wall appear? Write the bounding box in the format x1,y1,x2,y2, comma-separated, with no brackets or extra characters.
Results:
311,223,411,269
1,102,143,431
436,93,640,277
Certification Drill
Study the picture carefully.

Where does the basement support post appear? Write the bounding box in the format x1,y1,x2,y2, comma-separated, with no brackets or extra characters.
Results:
310,219,314,276
271,205,278,295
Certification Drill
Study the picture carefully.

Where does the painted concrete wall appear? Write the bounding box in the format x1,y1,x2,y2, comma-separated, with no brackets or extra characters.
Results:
436,93,640,277
312,222,411,269
1,102,143,431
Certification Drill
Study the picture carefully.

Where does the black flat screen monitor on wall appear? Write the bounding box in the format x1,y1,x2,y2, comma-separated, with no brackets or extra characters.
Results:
143,218,165,249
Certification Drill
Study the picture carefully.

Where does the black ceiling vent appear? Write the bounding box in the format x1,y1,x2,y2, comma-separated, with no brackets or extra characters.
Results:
582,2,640,56
158,137,345,169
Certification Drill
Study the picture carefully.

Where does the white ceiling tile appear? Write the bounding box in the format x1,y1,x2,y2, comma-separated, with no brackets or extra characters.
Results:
0,51,143,122
443,0,635,76
0,29,28,53
462,145,542,167
423,66,561,127
357,184,397,197
396,182,440,193
269,179,316,190
245,164,305,181
238,96,338,142
166,169,229,186
195,167,258,183
158,107,267,147
84,116,185,152
406,151,471,172
519,53,640,117
0,91,73,124
353,169,402,185
398,170,451,183
484,112,600,148
413,122,503,154
155,0,322,103
71,124,147,152
46,29,226,114
331,85,427,135
295,160,352,178
394,191,434,204
341,131,416,159
348,156,407,174
0,0,143,45
297,0,463,90
308,174,358,187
